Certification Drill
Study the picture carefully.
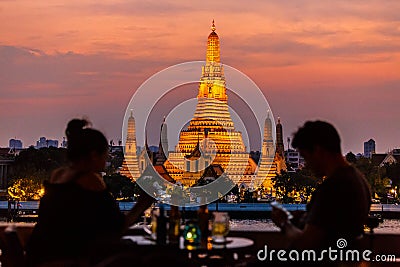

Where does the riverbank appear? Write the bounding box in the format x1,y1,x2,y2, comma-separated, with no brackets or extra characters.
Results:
2,201,400,223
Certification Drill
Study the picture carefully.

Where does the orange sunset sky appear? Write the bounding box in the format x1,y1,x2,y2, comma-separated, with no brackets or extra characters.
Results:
1,0,399,154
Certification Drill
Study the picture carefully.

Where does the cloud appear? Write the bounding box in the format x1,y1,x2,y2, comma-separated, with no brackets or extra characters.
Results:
221,28,400,68
47,0,193,17
1,0,400,151
0,44,177,146
374,23,400,37
326,41,400,55
0,45,178,100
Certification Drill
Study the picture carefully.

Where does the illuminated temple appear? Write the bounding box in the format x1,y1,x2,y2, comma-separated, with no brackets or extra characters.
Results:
163,21,264,188
120,111,141,180
122,21,286,192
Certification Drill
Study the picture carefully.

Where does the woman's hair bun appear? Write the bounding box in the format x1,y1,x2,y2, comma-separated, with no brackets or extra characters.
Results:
65,118,107,162
66,119,89,138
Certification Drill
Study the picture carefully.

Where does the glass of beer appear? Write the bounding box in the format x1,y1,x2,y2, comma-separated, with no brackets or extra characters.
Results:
150,207,159,240
211,212,230,243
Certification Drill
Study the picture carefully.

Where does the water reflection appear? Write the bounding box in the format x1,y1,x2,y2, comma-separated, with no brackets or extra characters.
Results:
229,219,400,234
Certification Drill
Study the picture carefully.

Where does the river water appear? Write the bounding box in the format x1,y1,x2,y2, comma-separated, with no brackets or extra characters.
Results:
230,219,400,234
4,201,400,234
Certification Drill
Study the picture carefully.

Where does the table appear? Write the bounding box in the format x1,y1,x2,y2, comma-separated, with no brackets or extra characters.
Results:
123,235,253,248
121,235,255,266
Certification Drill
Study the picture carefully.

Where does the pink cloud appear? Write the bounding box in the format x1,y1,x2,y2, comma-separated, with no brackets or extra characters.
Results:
1,1,400,153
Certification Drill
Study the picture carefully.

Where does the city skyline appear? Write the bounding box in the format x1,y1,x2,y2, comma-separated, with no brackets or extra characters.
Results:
1,1,400,154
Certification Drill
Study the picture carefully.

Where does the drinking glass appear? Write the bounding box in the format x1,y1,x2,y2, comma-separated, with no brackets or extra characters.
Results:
147,207,159,240
211,212,230,243
142,207,153,236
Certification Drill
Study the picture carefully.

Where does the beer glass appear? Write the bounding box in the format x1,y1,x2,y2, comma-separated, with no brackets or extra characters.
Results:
211,212,229,243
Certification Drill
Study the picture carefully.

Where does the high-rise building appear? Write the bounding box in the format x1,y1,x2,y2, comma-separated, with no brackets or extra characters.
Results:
364,139,376,158
36,137,58,148
9,139,23,149
120,111,141,180
285,149,305,171
61,137,67,148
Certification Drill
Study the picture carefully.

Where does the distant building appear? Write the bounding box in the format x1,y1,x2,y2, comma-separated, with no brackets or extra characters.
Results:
36,137,58,148
0,148,14,189
109,145,123,154
9,139,23,149
148,146,159,153
285,149,305,171
364,139,376,158
138,137,155,174
356,153,363,159
61,137,67,148
392,149,400,156
371,148,400,167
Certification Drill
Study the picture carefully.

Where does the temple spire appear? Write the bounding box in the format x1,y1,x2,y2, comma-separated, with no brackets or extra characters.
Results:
276,117,284,157
206,20,220,63
120,112,140,180
144,130,149,151
155,118,168,165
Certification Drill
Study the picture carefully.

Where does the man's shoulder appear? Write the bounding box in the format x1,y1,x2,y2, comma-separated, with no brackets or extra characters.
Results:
319,165,368,196
329,165,365,183
324,165,371,202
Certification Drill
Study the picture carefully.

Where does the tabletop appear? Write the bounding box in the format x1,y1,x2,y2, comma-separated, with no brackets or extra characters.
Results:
122,235,254,250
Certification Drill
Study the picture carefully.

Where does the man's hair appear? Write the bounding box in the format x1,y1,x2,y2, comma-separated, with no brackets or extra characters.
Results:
291,120,341,153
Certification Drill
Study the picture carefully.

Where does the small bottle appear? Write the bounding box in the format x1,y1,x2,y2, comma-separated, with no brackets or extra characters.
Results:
183,220,201,245
156,204,167,245
168,205,181,245
197,204,210,243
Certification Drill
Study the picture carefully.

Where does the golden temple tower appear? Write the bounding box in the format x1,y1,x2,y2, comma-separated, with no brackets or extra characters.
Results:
258,114,277,191
258,117,287,193
120,111,141,180
164,21,256,186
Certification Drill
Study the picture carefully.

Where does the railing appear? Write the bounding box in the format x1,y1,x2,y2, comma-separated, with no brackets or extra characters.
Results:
1,201,400,212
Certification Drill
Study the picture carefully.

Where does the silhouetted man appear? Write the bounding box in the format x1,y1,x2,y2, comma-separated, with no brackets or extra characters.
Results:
272,120,371,249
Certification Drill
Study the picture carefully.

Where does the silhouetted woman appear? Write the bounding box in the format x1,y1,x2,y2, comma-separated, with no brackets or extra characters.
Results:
26,119,154,266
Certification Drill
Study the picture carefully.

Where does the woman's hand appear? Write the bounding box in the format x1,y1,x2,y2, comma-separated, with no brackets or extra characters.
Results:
135,188,156,211
123,188,156,231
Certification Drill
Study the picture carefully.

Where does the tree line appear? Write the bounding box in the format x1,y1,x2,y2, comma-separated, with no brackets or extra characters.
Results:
6,147,400,203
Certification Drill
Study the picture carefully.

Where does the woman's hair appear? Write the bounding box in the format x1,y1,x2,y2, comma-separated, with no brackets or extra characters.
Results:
65,118,108,162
